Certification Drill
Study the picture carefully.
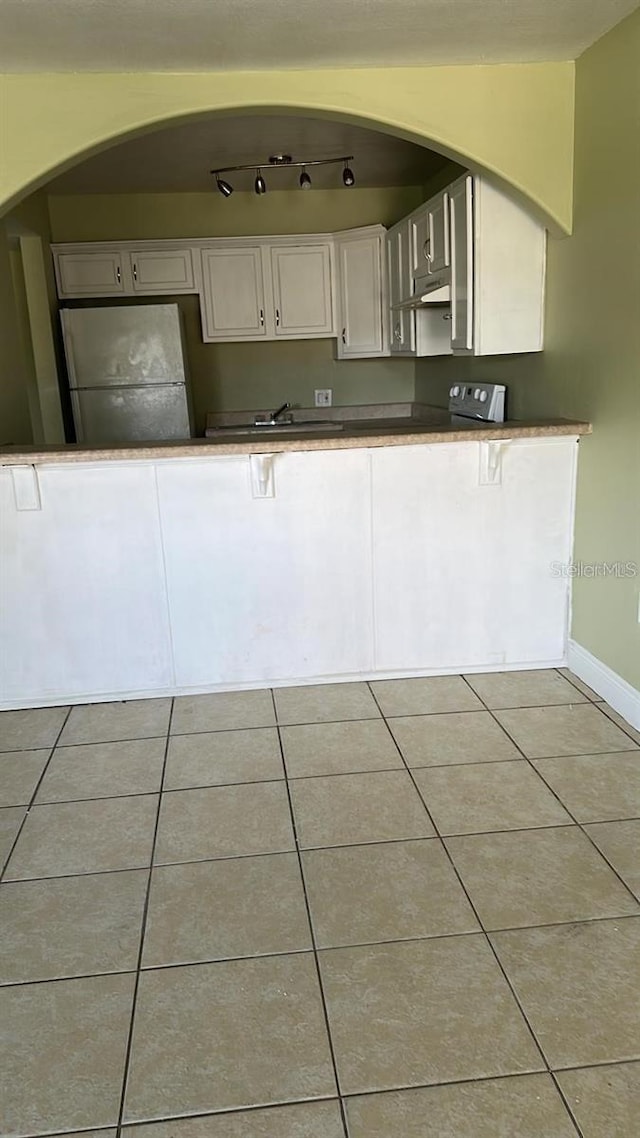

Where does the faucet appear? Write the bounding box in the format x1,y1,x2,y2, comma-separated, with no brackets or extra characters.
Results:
254,402,293,427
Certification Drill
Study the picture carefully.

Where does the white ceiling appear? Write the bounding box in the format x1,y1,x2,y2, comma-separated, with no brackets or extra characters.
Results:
0,0,637,71
46,114,454,194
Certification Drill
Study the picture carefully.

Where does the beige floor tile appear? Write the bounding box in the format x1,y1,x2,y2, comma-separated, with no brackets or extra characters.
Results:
346,1073,577,1137
143,853,311,966
290,770,434,849
0,705,68,752
303,839,478,947
465,669,588,709
60,698,172,745
585,819,640,897
1,972,134,1134
171,690,275,734
281,719,400,778
0,806,26,866
556,1061,640,1138
0,748,50,806
274,682,380,725
165,727,283,790
5,794,158,879
491,916,640,1068
154,782,294,864
446,826,639,930
598,704,640,745
319,935,542,1094
557,667,602,701
494,704,637,759
370,676,482,717
0,869,147,984
533,752,640,822
124,1101,345,1137
36,738,166,803
388,711,521,767
413,760,571,835
124,956,336,1121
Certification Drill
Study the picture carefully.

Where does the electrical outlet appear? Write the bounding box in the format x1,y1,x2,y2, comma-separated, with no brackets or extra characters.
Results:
314,388,332,407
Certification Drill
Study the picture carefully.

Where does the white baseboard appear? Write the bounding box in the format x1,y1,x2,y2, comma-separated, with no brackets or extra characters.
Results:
568,640,640,731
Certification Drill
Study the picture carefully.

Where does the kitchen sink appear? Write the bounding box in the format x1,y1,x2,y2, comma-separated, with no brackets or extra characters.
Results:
206,420,344,437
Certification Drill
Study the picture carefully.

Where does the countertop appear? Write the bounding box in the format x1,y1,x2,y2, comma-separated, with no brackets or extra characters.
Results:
0,406,591,466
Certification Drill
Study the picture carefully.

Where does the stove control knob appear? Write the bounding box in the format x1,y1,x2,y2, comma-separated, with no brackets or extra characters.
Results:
450,385,460,397
473,388,481,399
479,390,488,403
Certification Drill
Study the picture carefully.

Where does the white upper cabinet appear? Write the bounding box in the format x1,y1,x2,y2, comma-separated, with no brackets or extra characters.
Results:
410,191,450,278
335,226,387,358
269,244,334,338
129,248,195,293
200,246,267,340
54,250,126,297
448,173,546,355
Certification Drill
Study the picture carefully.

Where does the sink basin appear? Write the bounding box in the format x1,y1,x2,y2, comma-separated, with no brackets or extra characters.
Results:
206,421,343,438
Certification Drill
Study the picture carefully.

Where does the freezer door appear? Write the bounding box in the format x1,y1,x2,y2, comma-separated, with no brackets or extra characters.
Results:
61,304,186,388
72,383,192,443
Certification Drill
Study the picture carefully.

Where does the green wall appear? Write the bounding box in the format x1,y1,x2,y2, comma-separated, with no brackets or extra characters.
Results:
48,187,422,429
416,8,640,690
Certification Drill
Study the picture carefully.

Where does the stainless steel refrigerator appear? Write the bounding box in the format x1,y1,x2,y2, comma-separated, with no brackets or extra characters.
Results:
60,303,193,443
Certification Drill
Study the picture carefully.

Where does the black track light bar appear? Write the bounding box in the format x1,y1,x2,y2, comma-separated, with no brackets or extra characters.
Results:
211,154,354,178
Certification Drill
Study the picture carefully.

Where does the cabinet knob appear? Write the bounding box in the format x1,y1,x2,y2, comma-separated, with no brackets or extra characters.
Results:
442,312,453,320
342,327,347,345
132,263,137,282
276,308,280,327
116,265,121,284
259,308,264,326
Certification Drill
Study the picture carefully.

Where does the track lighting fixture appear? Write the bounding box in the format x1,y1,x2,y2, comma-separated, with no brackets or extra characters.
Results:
215,176,234,197
211,154,354,197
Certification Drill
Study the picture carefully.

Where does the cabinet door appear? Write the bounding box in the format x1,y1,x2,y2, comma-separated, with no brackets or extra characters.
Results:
410,196,449,278
335,232,386,358
130,248,195,293
270,245,334,337
371,440,575,672
200,247,267,340
0,463,173,705
386,226,415,356
449,175,474,352
55,251,125,297
157,450,373,688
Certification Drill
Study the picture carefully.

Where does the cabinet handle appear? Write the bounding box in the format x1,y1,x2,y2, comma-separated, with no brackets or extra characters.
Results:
259,308,264,326
394,322,402,342
116,265,121,284
442,312,453,321
132,263,137,282
276,308,280,327
342,327,347,345
423,239,432,264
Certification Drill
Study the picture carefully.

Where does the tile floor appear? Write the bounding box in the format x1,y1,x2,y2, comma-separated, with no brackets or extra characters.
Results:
1,669,639,1137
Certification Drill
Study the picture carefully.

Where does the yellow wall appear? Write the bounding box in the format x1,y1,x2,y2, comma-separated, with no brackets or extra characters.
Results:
416,8,640,689
0,63,575,231
48,187,422,428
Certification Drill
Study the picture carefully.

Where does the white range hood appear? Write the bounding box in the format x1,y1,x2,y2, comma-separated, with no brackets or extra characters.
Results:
391,272,451,309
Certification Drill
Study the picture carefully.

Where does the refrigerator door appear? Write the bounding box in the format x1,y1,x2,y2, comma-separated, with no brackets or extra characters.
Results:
61,304,186,388
72,383,191,443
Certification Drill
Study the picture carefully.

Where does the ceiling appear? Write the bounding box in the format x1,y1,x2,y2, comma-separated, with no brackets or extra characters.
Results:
0,0,637,71
46,115,453,195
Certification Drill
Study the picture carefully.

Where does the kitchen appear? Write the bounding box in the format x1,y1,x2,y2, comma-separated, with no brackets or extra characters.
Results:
1,116,591,709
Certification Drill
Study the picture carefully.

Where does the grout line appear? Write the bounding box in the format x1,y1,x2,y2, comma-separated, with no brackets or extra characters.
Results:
460,677,640,912
0,707,72,883
270,688,350,1138
593,700,640,747
114,704,174,1138
366,681,555,1084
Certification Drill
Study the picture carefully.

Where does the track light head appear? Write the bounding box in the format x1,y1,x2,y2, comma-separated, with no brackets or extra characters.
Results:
215,176,234,198
342,164,355,188
299,168,312,190
254,169,267,195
